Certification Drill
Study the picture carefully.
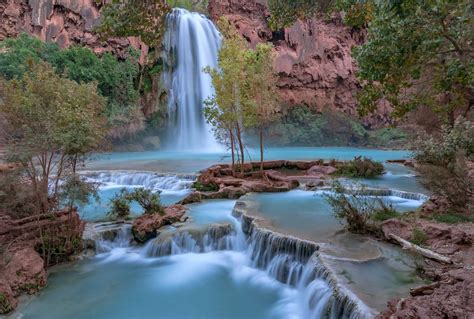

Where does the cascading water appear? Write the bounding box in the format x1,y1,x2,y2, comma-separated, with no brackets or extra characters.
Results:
162,8,221,151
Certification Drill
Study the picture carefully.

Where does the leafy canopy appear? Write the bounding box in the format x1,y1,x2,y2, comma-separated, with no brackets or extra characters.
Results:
351,0,473,123
0,62,107,213
0,33,141,129
94,0,171,46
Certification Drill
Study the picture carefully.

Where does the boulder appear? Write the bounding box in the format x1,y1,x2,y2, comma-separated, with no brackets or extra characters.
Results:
132,205,187,243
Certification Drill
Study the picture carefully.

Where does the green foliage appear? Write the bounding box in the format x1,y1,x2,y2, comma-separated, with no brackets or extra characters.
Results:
432,213,473,224
94,0,171,46
59,174,100,209
0,34,141,130
368,127,407,147
166,0,208,13
411,228,427,246
262,107,390,147
414,118,474,210
127,188,165,215
334,0,374,28
0,62,107,214
108,188,165,220
0,292,14,314
267,0,327,30
193,181,219,192
108,188,132,220
324,181,395,234
335,157,384,178
371,204,399,221
352,0,473,122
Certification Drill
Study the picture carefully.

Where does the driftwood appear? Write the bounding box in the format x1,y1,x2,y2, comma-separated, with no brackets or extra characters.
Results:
388,233,452,264
409,281,441,296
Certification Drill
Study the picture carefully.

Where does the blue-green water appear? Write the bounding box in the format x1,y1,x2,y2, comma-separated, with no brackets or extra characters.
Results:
86,147,410,173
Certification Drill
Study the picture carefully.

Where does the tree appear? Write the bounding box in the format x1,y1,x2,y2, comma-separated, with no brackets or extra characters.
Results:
204,18,250,175
0,34,142,135
0,62,107,214
243,44,280,171
94,0,171,47
351,0,473,125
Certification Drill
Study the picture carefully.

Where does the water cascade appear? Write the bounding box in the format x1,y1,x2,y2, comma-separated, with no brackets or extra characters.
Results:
162,8,221,151
139,202,376,318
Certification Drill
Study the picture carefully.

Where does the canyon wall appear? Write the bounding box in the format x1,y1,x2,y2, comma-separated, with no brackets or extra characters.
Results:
0,0,148,63
208,0,391,127
0,0,390,128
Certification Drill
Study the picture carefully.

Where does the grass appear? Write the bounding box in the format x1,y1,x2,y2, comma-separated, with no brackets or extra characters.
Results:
193,181,219,192
411,228,427,246
371,208,400,221
432,213,474,224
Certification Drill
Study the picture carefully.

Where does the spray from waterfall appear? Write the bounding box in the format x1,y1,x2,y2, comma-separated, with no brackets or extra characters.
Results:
162,8,221,151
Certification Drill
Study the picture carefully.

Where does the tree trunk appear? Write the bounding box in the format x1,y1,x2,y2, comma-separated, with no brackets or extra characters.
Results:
229,128,235,176
259,128,264,172
388,233,452,264
235,123,245,175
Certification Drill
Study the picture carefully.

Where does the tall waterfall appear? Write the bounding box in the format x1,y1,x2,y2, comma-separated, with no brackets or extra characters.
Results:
162,8,221,151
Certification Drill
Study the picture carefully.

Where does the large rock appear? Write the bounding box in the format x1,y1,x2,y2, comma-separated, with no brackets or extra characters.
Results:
208,0,392,127
132,205,187,243
0,247,47,314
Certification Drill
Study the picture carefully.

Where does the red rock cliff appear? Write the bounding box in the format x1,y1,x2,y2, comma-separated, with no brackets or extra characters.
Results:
208,0,391,127
0,0,148,63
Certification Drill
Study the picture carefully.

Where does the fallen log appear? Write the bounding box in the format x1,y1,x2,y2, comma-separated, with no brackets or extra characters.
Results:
388,233,452,264
409,281,441,296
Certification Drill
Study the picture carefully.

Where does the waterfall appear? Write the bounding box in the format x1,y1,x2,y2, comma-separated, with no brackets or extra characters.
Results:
162,8,221,151
83,222,133,254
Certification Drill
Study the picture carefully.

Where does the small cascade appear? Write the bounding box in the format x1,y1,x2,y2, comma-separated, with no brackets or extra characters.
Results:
82,171,195,191
233,202,377,319
317,188,429,201
142,223,244,257
83,222,133,254
162,8,221,151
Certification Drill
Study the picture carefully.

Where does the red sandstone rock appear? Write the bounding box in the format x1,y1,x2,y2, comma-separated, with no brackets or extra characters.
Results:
132,205,187,243
208,0,392,127
0,0,148,63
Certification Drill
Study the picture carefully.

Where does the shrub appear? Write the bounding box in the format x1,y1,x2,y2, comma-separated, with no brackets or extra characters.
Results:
335,157,384,178
414,117,474,211
108,189,132,220
324,182,396,234
193,181,219,192
126,188,165,215
411,228,427,246
108,187,165,220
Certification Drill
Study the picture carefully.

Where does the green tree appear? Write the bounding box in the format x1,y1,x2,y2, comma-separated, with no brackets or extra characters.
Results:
243,44,280,171
0,34,141,133
0,62,107,214
352,0,473,125
94,0,171,47
267,0,328,30
108,188,165,220
204,18,249,174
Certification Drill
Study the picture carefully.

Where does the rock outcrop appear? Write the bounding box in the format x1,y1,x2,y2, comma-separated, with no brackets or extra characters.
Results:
180,160,339,204
0,0,148,63
132,205,187,243
208,0,391,127
378,218,474,318
0,208,84,314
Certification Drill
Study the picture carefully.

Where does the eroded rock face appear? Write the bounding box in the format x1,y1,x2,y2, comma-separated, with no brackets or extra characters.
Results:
132,205,187,243
208,0,391,127
0,0,148,63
